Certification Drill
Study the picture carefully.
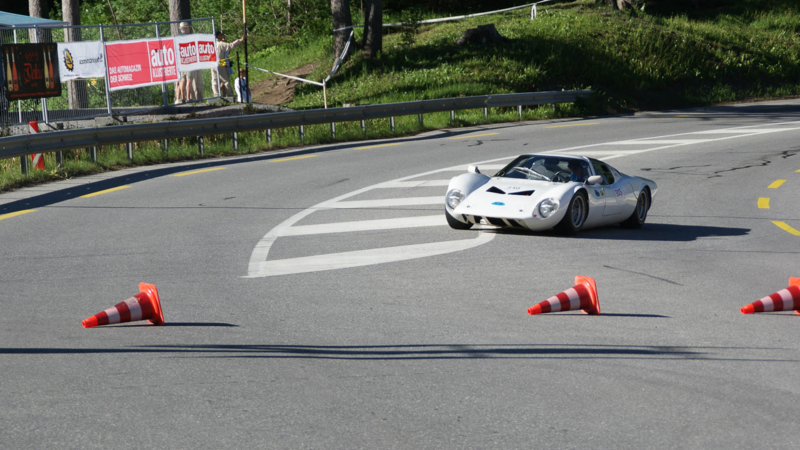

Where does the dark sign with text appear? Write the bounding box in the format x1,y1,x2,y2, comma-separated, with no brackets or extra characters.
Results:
2,43,62,101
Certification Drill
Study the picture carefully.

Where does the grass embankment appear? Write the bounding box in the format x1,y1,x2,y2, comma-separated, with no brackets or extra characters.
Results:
3,0,800,191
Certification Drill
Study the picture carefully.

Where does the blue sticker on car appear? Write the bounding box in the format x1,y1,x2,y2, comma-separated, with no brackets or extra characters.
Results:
492,201,505,206
594,190,601,197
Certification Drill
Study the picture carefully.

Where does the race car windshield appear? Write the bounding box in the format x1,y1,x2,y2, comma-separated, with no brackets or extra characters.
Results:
495,156,590,183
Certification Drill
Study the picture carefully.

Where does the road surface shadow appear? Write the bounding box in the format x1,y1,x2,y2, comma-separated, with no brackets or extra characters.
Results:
1,343,795,362
491,223,749,241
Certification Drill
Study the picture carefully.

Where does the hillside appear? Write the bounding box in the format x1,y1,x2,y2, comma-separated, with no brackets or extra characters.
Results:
245,0,800,114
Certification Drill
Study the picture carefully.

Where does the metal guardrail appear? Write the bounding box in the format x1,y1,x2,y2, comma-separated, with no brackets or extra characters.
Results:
0,90,592,159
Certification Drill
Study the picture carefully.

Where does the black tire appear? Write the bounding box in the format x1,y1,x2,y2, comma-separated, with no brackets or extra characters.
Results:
621,188,650,229
445,208,473,230
555,192,588,235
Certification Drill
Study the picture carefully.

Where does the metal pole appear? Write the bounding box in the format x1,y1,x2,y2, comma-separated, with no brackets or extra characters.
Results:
390,116,395,133
450,110,455,123
155,23,167,107
13,29,22,124
20,155,29,175
360,120,366,134
299,125,304,143
90,146,97,163
330,122,335,140
483,107,488,119
100,26,113,117
198,136,204,155
212,17,221,99
242,0,250,103
518,105,522,119
232,132,238,151
33,27,49,125
418,114,423,127
126,142,133,161
266,128,272,146
323,81,328,109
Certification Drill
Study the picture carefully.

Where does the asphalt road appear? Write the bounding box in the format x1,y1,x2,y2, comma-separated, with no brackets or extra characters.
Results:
2,100,800,449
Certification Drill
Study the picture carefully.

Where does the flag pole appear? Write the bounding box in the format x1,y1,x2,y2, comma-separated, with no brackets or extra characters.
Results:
242,0,250,103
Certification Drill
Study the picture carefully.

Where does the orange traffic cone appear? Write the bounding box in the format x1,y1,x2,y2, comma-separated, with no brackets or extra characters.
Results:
528,276,600,315
82,283,164,328
741,277,800,314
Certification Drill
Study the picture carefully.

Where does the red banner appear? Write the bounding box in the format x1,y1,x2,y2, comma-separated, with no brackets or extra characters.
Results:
105,38,178,91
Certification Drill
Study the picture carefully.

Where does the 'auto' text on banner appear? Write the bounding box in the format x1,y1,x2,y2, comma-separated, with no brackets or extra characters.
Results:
105,38,178,91
173,33,217,72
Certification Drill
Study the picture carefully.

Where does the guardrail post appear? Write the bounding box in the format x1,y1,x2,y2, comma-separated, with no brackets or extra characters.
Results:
20,156,29,176
233,132,239,151
88,147,97,163
266,129,272,146
330,122,336,140
390,117,395,133
360,120,366,135
518,105,523,120
299,125,305,143
126,143,133,162
197,137,204,155
483,108,488,119
418,114,423,127
450,111,455,123
162,139,169,153
56,151,63,169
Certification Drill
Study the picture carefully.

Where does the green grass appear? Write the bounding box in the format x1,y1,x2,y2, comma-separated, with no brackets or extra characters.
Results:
4,0,800,192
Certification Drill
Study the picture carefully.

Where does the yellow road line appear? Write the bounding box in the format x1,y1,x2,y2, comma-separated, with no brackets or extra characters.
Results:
355,143,403,150
757,197,770,209
545,122,599,129
0,210,35,222
172,167,226,177
270,155,317,163
448,133,499,139
768,179,786,189
80,186,131,198
772,221,800,236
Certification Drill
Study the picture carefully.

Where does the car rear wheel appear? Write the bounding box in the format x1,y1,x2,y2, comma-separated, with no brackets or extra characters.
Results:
445,208,473,230
621,188,650,229
555,191,587,235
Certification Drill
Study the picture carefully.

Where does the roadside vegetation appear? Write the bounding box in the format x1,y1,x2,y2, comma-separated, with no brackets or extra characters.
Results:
3,0,800,191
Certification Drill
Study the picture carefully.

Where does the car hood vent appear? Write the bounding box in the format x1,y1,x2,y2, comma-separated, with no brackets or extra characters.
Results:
508,190,535,196
487,186,506,194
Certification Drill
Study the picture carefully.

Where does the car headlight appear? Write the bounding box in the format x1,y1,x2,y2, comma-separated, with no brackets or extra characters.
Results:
538,198,560,218
446,189,465,209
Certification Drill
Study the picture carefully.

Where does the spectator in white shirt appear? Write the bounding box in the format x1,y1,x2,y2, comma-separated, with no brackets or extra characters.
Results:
233,68,251,103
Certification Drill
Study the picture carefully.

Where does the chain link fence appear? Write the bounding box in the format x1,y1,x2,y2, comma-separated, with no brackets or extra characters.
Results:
1,18,216,129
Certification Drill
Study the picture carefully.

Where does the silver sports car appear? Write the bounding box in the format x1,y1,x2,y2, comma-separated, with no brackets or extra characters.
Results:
444,154,657,235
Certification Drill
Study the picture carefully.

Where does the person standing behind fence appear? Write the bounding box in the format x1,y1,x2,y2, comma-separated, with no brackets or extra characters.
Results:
211,31,245,98
175,22,193,104
233,68,251,103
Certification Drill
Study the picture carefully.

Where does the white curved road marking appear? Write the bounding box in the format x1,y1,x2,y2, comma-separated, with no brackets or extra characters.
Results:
246,119,800,278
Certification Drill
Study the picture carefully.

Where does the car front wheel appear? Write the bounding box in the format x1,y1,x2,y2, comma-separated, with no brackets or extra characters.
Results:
555,192,587,235
445,208,473,230
620,188,650,229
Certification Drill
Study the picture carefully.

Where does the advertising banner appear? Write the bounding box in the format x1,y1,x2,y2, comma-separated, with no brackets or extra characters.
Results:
2,43,62,101
56,41,106,81
105,38,178,91
173,33,217,72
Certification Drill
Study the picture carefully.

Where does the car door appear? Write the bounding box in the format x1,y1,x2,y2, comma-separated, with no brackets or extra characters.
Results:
588,159,631,217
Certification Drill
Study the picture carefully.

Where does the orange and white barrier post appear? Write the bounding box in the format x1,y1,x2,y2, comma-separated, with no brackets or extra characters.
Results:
28,121,45,170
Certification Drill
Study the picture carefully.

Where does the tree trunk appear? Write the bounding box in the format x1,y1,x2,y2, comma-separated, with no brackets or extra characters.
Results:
362,0,382,59
331,0,353,61
62,0,88,109
28,0,48,43
168,0,192,35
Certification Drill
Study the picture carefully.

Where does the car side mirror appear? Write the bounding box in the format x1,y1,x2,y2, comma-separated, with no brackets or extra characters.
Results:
467,165,481,174
586,175,602,185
